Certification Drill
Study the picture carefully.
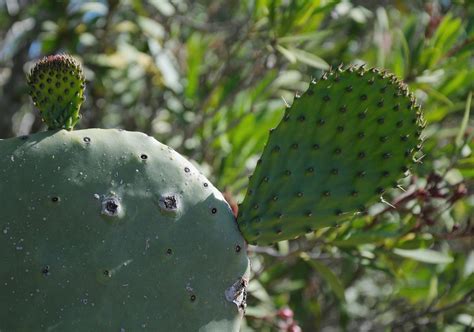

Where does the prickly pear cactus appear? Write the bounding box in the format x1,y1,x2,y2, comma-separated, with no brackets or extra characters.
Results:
0,55,424,331
0,56,249,331
238,66,424,245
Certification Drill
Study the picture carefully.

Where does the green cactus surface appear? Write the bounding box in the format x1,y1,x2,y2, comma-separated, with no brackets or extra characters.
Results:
0,129,249,331
27,54,85,130
238,66,425,245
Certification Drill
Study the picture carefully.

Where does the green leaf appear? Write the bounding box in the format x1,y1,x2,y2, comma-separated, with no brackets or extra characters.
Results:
455,91,472,148
393,248,454,264
301,253,346,302
277,30,332,44
286,47,329,69
277,44,329,69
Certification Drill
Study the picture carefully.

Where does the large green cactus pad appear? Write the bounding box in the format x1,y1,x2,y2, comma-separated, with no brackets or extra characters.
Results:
238,66,424,245
0,129,249,331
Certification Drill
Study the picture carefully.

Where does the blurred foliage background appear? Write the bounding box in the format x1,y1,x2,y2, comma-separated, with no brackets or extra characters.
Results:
0,0,473,331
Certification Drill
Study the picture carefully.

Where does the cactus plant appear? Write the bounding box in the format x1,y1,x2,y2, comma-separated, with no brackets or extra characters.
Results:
0,55,424,331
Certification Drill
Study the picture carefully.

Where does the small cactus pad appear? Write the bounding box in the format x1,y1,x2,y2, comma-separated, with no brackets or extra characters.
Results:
0,129,249,331
27,54,85,130
238,66,425,245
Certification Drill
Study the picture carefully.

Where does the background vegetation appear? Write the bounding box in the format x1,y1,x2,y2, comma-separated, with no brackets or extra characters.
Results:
0,0,473,330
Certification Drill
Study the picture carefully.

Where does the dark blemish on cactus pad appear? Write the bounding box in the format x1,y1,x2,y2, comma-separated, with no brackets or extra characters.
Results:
317,119,325,126
396,120,403,127
41,265,50,276
103,269,111,277
360,94,367,101
393,104,400,111
51,196,60,203
203,182,209,187
184,167,190,173
166,248,172,255
383,152,392,159
322,190,331,197
225,278,248,313
298,115,305,122
211,207,218,214
323,95,330,102
379,136,388,142
377,100,384,107
377,117,385,124
235,245,241,253
83,136,91,143
358,152,366,159
339,106,347,113
159,195,178,211
345,86,353,92
100,196,122,217
190,294,197,302
358,132,365,139
140,154,148,160
306,211,312,217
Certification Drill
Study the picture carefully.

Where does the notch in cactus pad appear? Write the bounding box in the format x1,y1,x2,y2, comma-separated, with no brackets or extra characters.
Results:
237,65,425,245
27,54,85,130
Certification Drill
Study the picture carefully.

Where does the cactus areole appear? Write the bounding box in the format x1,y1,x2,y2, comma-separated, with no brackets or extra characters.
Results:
0,56,424,331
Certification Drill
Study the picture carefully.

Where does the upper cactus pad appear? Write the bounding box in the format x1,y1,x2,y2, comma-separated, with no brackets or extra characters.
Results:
238,66,425,245
27,54,85,130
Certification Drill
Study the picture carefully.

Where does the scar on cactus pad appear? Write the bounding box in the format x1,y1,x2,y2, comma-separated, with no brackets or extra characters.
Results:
0,55,424,331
